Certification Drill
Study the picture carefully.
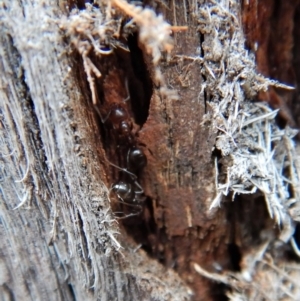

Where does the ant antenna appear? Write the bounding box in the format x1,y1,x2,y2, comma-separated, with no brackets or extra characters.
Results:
93,103,112,124
123,78,130,102
106,159,138,181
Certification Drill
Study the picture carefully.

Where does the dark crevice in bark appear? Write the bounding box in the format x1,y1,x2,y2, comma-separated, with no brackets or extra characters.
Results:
292,3,300,128
69,0,94,10
73,28,158,261
62,7,158,270
0,284,15,301
210,283,229,301
3,33,53,215
227,243,241,272
77,210,90,262
67,284,77,301
293,223,300,255
199,32,205,58
127,33,153,126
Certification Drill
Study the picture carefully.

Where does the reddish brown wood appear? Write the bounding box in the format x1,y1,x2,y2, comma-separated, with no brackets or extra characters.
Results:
242,0,300,127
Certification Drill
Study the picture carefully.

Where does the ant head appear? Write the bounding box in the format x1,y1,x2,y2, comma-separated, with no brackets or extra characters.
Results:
112,181,135,202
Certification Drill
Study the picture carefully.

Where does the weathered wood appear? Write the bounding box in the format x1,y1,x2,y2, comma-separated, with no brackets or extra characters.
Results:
135,2,229,298
1,0,300,300
0,1,190,300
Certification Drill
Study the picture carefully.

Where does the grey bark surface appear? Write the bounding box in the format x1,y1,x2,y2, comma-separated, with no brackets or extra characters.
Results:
0,1,190,300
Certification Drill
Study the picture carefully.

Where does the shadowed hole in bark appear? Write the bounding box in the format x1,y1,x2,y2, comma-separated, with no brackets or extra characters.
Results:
211,147,222,159
293,223,300,253
293,3,300,129
285,223,300,261
73,24,157,257
275,112,288,129
120,196,160,257
127,33,153,126
225,195,271,274
77,210,90,263
70,0,94,10
227,243,241,272
199,32,204,58
67,283,76,301
210,283,229,301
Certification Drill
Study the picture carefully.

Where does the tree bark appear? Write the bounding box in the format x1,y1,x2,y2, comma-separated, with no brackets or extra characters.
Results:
1,0,300,301
0,1,190,300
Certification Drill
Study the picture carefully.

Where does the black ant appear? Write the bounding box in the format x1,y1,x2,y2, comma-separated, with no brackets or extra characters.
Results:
94,103,135,144
108,160,146,219
112,180,144,205
94,93,147,173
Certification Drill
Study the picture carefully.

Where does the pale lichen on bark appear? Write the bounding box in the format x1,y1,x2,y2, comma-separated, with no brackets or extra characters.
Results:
194,1,300,300
199,1,298,226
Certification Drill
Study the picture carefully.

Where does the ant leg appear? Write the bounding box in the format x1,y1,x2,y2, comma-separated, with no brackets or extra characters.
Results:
93,105,111,124
131,179,144,194
106,156,145,195
114,203,143,220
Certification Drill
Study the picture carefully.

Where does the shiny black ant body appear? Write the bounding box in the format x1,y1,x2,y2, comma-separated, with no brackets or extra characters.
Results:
95,103,135,144
111,180,144,219
108,160,145,219
112,180,144,204
127,146,147,173
97,102,147,172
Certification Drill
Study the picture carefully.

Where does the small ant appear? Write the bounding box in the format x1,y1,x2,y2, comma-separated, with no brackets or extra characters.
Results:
95,98,147,173
108,160,146,219
93,77,135,143
94,103,135,142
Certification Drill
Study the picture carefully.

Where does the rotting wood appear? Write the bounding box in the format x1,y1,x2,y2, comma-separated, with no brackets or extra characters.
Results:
1,0,300,301
242,0,300,127
137,0,300,300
